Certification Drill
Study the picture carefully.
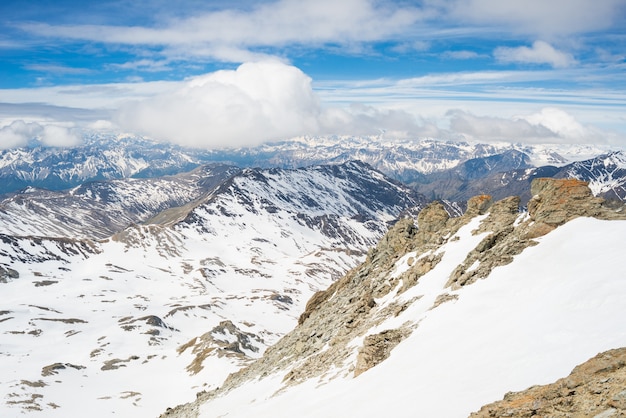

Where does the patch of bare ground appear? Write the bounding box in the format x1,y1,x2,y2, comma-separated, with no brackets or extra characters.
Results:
33,280,58,287
41,362,85,376
101,356,140,371
6,393,44,411
34,317,87,324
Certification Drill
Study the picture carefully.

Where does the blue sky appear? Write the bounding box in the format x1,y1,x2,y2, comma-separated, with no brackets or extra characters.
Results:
1,0,625,149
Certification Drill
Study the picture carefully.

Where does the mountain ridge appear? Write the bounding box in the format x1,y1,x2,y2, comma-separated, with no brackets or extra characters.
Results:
0,160,427,417
160,178,626,418
1,133,616,195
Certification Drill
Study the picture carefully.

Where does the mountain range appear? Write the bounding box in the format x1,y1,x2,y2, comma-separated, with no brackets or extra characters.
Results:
1,133,619,199
1,133,626,417
0,160,425,417
161,177,626,418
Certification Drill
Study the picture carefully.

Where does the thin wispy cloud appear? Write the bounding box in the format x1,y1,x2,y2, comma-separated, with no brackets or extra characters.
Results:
25,64,94,75
17,0,426,61
444,0,624,37
494,41,577,69
441,50,485,60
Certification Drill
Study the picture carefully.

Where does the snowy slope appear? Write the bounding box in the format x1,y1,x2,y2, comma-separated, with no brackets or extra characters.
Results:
0,161,424,417
0,164,237,239
557,151,626,201
188,216,626,418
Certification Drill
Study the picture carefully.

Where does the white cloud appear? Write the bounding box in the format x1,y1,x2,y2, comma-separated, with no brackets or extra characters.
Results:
40,124,82,147
447,109,554,141
21,0,425,62
0,121,37,149
0,120,81,149
24,64,93,75
319,104,433,138
115,60,321,147
519,107,589,141
2,63,625,148
390,40,431,53
441,50,483,60
494,41,576,68
447,107,609,144
114,61,437,147
445,0,624,37
107,59,172,73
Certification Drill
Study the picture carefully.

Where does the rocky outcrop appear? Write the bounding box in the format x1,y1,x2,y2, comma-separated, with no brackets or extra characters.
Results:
354,328,408,377
447,178,626,289
177,320,263,375
470,347,626,418
0,265,19,283
525,178,625,238
160,178,626,418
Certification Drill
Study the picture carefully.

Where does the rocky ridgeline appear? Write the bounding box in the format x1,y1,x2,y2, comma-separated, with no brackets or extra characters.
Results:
470,347,626,418
161,178,626,418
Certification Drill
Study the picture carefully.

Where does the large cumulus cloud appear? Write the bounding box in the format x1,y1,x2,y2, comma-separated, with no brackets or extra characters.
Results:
116,61,321,148
115,60,427,147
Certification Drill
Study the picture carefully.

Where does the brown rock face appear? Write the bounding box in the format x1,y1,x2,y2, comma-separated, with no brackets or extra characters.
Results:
354,329,407,377
529,178,606,226
469,347,626,418
465,194,493,216
523,178,626,239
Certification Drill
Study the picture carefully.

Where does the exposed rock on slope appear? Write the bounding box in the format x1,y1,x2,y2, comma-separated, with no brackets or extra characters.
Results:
447,177,625,289
470,347,626,418
161,178,626,418
0,164,238,239
0,161,425,418
410,151,626,206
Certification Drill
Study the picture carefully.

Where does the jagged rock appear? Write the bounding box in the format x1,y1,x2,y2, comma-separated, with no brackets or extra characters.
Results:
367,217,418,267
474,196,520,234
397,252,444,294
417,202,449,233
530,178,613,226
446,195,528,289
523,178,626,239
177,320,262,374
448,179,626,289
0,265,19,283
465,194,493,216
431,293,459,309
469,347,626,418
354,328,407,377
41,363,86,377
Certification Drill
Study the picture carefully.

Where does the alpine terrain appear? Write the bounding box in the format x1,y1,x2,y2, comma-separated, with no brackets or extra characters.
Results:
3,133,622,202
2,135,626,418
0,160,425,417
161,178,626,418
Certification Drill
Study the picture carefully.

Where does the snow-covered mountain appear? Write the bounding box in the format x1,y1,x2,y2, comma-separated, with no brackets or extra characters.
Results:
0,133,219,195
557,151,626,201
0,164,238,239
1,132,616,195
410,150,626,205
0,161,426,417
162,178,626,418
